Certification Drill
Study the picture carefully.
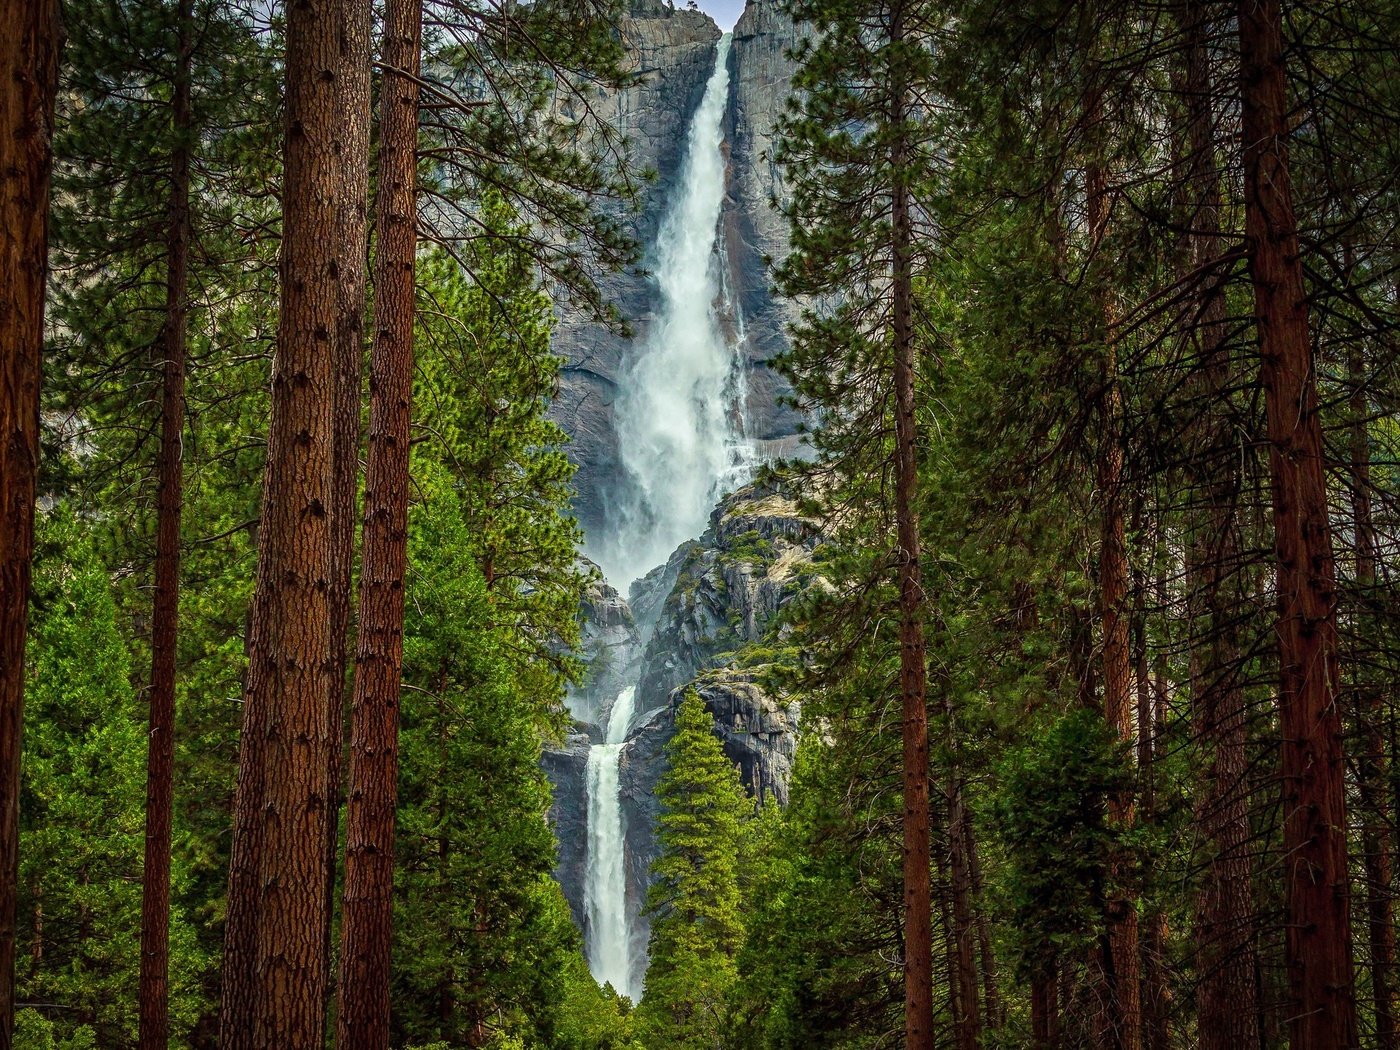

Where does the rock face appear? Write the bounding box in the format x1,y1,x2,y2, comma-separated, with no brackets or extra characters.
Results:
721,0,808,455
545,480,821,938
550,0,806,535
542,0,813,972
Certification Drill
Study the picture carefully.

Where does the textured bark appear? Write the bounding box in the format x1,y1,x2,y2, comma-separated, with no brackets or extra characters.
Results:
0,1,59,1043
1031,972,1057,1049
1172,8,1262,1046
324,0,373,982
1347,340,1397,1050
1087,135,1142,1050
139,3,193,1046
334,0,420,1043
965,815,1001,1030
1235,1,1356,1045
941,742,980,1049
889,5,932,1046
219,0,346,1045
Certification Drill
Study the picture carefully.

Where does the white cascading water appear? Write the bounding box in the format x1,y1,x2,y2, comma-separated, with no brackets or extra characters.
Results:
580,35,757,1002
590,33,751,589
584,685,640,999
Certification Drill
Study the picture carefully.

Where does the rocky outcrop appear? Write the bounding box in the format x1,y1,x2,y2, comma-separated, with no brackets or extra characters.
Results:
550,0,807,535
568,560,643,729
635,479,820,710
545,480,821,937
542,733,593,929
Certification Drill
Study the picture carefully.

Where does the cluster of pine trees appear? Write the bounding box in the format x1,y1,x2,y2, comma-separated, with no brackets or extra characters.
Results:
629,0,1398,1048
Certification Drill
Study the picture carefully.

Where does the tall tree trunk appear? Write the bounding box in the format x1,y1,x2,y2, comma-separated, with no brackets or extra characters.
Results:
940,716,981,1049
965,815,1001,1030
334,0,421,1043
219,0,347,1044
1173,6,1262,1046
1347,339,1397,1049
884,1,933,1045
139,3,193,1046
0,1,59,1044
1235,2,1356,1045
324,0,373,984
889,4,932,1046
1086,130,1142,1050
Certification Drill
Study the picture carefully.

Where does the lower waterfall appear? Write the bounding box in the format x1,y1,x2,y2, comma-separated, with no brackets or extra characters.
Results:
578,32,755,1001
584,685,639,1000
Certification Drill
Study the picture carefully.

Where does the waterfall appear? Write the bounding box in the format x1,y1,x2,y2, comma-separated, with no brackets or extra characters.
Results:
584,685,639,999
591,34,752,589
578,34,754,1003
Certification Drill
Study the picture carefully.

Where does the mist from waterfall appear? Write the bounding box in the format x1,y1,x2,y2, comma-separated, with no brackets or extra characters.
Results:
591,34,752,590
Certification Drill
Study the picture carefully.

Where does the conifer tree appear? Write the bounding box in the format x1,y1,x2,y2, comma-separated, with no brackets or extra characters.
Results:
636,692,749,1049
219,0,361,1043
773,1,952,1043
336,0,422,1040
1235,1,1357,1043
0,1,59,1040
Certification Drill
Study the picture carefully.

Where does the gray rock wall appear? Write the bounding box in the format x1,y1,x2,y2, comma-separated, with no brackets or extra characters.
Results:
550,0,806,536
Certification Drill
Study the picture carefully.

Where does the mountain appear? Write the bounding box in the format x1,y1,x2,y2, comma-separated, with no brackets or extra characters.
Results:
550,0,805,538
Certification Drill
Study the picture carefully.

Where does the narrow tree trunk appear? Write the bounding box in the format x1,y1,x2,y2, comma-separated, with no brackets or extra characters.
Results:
1131,559,1169,1050
1235,2,1356,1045
887,4,932,1048
334,0,421,1043
139,3,193,1045
964,816,1001,1030
219,0,347,1044
1347,340,1397,1049
1086,128,1142,1050
1172,7,1262,1046
0,2,59,1044
941,727,981,1049
323,0,373,984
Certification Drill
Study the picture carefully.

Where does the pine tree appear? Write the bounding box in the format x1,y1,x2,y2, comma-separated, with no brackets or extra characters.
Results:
219,0,363,1042
16,510,200,1047
1235,1,1357,1043
0,2,60,1040
636,692,750,1050
336,0,423,1039
773,0,950,1041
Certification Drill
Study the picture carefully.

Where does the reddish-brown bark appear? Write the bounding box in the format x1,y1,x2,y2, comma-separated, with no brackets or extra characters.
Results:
1087,135,1142,1050
1174,6,1262,1046
139,3,193,1046
334,0,421,1043
219,0,347,1045
1235,1,1356,1045
324,0,373,981
0,1,59,1043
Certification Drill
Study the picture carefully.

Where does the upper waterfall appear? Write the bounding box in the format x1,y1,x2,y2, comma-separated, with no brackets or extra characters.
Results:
589,34,752,590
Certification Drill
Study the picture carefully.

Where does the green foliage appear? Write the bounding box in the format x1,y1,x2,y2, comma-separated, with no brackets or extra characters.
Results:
635,692,750,1049
992,710,1133,980
389,216,600,1045
19,510,199,1045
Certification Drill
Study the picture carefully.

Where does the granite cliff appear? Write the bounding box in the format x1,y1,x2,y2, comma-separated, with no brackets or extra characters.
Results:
546,480,821,938
550,0,805,537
